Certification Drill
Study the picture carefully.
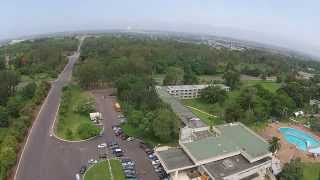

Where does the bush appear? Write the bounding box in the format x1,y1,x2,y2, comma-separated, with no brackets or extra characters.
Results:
73,98,95,115
77,122,100,139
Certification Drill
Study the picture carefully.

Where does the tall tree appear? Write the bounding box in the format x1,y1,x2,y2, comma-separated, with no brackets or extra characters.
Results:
268,136,281,153
163,67,184,85
200,85,227,104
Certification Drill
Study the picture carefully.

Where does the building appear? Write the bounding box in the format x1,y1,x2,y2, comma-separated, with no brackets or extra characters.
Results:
155,123,272,180
155,86,274,180
310,99,320,109
166,84,230,99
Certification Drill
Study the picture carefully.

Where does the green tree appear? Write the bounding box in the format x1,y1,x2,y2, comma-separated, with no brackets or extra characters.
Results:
183,65,199,85
77,122,100,139
223,69,240,90
0,106,9,127
268,136,281,153
278,158,303,180
6,97,22,118
152,109,179,142
128,110,144,128
224,102,243,123
21,82,37,99
163,67,184,85
200,85,227,104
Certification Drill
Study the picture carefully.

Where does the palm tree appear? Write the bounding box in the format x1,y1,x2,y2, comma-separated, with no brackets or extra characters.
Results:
269,136,281,154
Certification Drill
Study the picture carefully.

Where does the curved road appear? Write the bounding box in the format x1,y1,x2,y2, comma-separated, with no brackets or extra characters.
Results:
14,38,158,180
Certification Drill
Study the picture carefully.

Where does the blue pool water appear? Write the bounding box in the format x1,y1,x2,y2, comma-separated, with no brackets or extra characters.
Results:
279,127,320,151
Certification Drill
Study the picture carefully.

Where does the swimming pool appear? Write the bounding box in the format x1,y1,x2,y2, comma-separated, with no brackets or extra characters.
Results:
279,127,320,151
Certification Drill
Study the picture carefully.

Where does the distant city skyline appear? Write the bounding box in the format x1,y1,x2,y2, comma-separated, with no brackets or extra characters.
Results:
1,0,319,57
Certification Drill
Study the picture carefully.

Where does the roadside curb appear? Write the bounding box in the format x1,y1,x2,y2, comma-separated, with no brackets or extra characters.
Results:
51,102,105,143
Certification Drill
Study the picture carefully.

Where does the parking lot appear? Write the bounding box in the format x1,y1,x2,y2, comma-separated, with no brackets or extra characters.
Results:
93,90,161,180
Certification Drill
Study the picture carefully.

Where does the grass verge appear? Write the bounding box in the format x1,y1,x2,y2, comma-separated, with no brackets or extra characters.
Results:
56,85,101,140
303,163,320,180
84,160,125,180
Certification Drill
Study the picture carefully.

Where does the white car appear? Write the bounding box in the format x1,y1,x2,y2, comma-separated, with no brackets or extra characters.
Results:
98,143,107,148
88,159,98,165
152,160,160,165
126,137,134,141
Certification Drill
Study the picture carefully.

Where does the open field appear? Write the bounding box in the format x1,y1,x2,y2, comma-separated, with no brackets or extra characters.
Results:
84,159,125,180
242,80,281,92
303,163,320,180
56,85,101,140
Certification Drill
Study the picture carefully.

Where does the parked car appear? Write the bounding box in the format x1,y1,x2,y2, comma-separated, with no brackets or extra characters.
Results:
148,153,158,160
126,137,134,141
122,164,135,170
79,165,87,174
113,148,124,157
97,143,107,148
88,159,98,165
121,160,135,166
152,160,160,166
108,140,118,147
124,169,136,174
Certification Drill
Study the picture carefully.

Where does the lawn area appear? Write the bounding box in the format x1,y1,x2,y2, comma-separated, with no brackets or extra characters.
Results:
110,160,126,180
84,160,125,180
243,80,281,93
303,163,320,180
121,123,177,147
56,85,101,141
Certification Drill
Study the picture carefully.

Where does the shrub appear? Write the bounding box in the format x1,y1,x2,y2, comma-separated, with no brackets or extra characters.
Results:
77,122,100,139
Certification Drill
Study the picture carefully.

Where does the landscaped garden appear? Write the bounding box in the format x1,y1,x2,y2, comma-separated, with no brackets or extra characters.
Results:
55,84,102,141
83,160,125,180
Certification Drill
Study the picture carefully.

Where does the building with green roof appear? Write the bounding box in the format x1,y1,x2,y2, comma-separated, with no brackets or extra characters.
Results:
155,86,274,180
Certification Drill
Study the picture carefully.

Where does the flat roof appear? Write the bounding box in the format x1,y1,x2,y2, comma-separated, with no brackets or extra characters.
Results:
167,85,208,90
203,155,271,180
156,148,195,172
181,123,270,163
155,86,207,128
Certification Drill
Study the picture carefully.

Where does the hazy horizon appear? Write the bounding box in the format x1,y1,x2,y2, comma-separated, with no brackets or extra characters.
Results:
1,0,320,57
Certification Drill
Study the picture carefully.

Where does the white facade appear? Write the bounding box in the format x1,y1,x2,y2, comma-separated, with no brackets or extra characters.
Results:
166,84,230,99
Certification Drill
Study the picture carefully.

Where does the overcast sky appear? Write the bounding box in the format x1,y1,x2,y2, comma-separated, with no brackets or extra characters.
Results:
1,0,320,57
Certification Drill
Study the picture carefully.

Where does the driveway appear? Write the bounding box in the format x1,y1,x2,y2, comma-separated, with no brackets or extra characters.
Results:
14,38,158,180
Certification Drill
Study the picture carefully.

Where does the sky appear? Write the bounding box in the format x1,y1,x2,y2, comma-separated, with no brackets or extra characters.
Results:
1,0,320,57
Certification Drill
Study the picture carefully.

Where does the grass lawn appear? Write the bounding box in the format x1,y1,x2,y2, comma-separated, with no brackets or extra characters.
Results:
243,80,281,93
110,160,126,180
121,123,177,147
56,85,101,140
182,99,224,125
84,160,125,180
303,163,320,180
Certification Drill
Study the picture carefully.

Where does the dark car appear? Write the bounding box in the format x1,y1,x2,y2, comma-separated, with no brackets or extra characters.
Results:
79,165,87,174
108,141,118,147
122,164,135,170
125,172,137,178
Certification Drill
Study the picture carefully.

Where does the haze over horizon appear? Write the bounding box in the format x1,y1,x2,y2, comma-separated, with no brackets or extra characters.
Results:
1,0,319,57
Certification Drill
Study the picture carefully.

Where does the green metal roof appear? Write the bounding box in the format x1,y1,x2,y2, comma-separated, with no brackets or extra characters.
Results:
157,148,195,172
182,123,270,162
183,135,239,161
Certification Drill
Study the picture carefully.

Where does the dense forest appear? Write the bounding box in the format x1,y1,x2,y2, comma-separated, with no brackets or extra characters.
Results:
75,35,320,143
0,37,78,180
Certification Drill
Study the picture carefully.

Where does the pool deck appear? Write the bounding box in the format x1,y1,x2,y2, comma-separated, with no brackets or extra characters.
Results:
259,122,320,163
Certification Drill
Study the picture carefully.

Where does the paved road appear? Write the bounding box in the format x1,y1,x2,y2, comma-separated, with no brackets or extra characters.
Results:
14,38,158,180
